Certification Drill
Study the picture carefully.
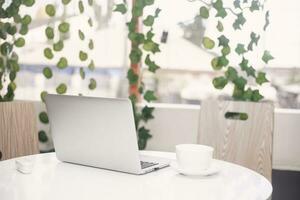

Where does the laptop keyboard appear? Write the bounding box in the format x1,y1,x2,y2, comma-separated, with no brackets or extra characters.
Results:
140,161,158,169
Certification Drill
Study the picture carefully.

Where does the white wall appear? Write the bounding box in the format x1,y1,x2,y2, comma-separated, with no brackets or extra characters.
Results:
144,104,300,171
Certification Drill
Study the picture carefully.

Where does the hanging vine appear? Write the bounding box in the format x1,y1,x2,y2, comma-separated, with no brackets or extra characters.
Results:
0,0,35,102
197,0,274,101
38,0,96,145
115,0,161,149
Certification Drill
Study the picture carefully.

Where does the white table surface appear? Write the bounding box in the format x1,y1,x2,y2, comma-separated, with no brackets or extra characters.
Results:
0,151,272,200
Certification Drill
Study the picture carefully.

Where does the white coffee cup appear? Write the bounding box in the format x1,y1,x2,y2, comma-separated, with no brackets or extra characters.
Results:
176,144,214,173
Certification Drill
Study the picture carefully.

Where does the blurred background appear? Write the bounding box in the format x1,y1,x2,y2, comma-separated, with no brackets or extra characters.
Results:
13,0,300,109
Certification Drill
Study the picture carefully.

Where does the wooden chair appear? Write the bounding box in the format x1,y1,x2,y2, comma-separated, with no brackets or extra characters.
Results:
0,101,39,161
198,99,274,181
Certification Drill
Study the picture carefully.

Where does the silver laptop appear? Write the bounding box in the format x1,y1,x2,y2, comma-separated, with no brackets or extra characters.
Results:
45,94,169,174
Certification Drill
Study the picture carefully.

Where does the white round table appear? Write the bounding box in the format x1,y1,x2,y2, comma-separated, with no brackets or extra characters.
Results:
0,151,272,200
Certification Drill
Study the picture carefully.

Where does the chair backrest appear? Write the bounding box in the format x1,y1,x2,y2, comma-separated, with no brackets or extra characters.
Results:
198,99,274,181
0,101,38,161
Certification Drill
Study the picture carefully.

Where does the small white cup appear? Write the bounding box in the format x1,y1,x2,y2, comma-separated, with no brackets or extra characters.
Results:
176,144,214,173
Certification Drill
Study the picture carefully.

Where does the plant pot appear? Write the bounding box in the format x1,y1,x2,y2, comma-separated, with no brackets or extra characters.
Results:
0,101,38,161
198,99,274,181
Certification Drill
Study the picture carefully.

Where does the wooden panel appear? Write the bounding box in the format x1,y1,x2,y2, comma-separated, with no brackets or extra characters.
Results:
0,101,38,161
198,99,274,181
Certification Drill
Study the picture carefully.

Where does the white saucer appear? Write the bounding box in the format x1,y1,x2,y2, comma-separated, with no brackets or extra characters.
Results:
170,161,220,176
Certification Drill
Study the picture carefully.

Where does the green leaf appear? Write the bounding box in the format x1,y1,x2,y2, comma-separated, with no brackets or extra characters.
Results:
114,4,127,14
146,30,154,40
62,0,71,5
202,37,215,49
256,71,268,85
44,48,53,59
250,0,260,12
232,85,244,100
213,76,228,89
53,40,64,51
145,0,154,6
7,25,17,35
243,88,253,101
217,35,229,47
233,76,247,90
79,51,88,61
45,26,54,40
45,4,56,17
141,106,154,122
88,60,95,71
252,89,263,102
78,30,85,40
264,11,270,31
235,43,247,55
221,46,231,56
144,90,157,102
39,112,49,124
216,8,227,18
233,0,241,9
9,71,16,81
211,56,229,70
217,21,224,32
143,15,154,26
132,5,143,17
233,13,246,30
88,18,93,27
143,41,160,53
262,50,274,64
240,58,256,77
14,37,25,47
127,68,139,84
155,8,161,17
88,0,93,6
43,67,53,79
248,32,260,51
138,126,152,139
129,48,142,64
19,24,28,35
57,57,68,69
88,39,94,50
40,91,48,102
58,22,70,33
225,67,238,81
145,54,160,73
38,130,48,143
88,78,97,90
21,15,31,25
79,67,85,79
0,42,13,55
128,32,144,44
56,83,67,94
200,6,209,19
22,0,35,7
78,0,84,13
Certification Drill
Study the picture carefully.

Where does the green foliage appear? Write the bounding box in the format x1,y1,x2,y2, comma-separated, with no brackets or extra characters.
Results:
0,0,34,101
39,112,49,124
199,0,274,102
43,67,53,79
38,130,48,143
114,4,127,14
202,37,215,49
262,50,274,64
58,22,70,33
200,6,209,19
56,83,67,94
45,4,56,17
88,78,97,90
114,0,161,149
56,57,68,69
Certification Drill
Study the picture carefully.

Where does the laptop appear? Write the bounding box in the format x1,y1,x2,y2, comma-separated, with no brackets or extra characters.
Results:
45,94,169,174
